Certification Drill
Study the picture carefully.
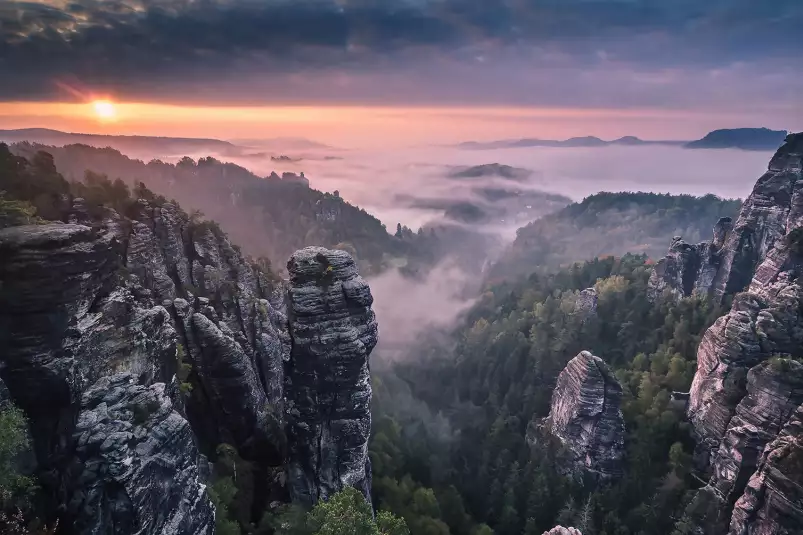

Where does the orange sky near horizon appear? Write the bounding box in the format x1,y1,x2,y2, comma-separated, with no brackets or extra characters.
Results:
0,100,791,148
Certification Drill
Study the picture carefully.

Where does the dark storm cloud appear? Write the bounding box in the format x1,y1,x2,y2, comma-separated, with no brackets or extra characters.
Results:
1,0,802,101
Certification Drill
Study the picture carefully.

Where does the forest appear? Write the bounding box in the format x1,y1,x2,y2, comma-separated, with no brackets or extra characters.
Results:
491,192,741,282
0,144,741,534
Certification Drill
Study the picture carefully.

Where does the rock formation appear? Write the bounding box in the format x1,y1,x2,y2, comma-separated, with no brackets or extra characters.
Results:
543,527,582,535
574,287,598,321
542,351,625,479
651,134,803,303
0,197,377,532
284,247,377,506
647,217,732,300
673,133,803,534
70,373,214,535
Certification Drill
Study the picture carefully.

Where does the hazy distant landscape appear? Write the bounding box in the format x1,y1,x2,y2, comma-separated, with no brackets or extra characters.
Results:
2,1,803,532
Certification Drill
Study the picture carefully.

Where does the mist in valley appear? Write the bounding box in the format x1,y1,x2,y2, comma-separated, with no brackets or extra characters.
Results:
172,140,769,359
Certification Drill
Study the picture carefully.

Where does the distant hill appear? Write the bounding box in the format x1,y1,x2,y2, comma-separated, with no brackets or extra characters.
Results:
457,136,685,150
0,128,241,157
684,128,788,150
8,142,417,274
448,163,531,181
229,137,335,151
488,191,741,282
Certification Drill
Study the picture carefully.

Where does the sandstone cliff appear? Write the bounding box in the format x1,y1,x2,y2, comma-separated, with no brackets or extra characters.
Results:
542,351,625,480
0,199,377,532
650,134,803,302
284,247,377,506
543,527,582,535
672,133,803,535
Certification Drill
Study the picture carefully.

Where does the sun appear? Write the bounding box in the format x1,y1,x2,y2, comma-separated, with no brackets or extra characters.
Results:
92,100,117,120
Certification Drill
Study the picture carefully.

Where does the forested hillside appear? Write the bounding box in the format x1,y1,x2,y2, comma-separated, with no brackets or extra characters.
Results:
9,142,427,275
491,192,741,282
374,255,726,535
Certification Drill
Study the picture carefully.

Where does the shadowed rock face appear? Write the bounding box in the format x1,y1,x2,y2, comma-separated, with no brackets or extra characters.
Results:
0,200,303,533
674,134,803,535
284,247,377,506
729,403,803,535
543,351,625,480
70,373,214,535
647,217,733,300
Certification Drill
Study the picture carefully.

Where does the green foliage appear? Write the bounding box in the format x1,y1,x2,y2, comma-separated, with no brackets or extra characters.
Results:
9,142,430,275
307,487,409,535
0,193,41,228
491,191,741,281
0,406,35,509
380,254,723,535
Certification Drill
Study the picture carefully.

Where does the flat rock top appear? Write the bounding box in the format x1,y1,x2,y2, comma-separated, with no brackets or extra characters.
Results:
0,223,93,248
287,246,358,285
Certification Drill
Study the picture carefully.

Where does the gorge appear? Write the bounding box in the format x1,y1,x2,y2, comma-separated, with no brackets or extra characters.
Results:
0,134,802,535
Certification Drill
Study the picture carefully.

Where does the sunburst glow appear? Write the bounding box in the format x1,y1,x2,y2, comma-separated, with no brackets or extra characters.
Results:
92,100,117,120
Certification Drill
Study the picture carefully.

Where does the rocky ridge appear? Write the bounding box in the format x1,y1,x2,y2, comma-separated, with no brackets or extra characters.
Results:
540,351,626,480
0,198,377,533
661,134,803,534
284,247,377,506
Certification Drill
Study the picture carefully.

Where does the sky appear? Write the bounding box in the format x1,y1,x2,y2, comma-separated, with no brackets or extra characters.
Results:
1,0,802,145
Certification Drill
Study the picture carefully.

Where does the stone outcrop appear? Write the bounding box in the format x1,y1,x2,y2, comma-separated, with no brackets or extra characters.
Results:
575,287,598,321
647,217,732,300
543,527,582,535
651,134,803,303
0,198,377,531
729,403,803,534
676,134,803,534
542,351,625,479
284,247,377,506
69,373,214,535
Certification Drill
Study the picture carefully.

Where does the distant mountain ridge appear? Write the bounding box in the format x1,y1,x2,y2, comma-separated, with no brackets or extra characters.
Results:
458,128,791,151
0,128,239,155
684,127,788,150
0,128,334,158
457,136,685,150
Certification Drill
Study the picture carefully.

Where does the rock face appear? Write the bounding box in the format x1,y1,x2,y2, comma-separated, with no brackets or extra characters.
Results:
647,217,733,300
0,199,377,531
575,287,598,321
543,527,582,535
70,373,214,535
284,247,377,506
651,134,803,303
729,403,803,534
542,351,625,479
675,134,803,535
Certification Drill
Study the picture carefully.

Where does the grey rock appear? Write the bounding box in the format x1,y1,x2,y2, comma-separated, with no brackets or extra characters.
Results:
709,136,803,300
710,360,803,496
574,288,598,321
543,528,582,535
647,218,731,301
687,286,803,466
729,403,803,535
680,134,803,534
542,351,625,479
69,373,214,535
284,247,377,506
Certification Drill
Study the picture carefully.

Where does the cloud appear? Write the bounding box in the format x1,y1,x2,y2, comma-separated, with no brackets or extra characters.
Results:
1,0,802,104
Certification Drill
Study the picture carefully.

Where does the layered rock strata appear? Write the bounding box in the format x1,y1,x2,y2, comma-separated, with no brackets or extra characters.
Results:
675,134,803,534
0,198,377,532
284,247,377,506
542,351,625,479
